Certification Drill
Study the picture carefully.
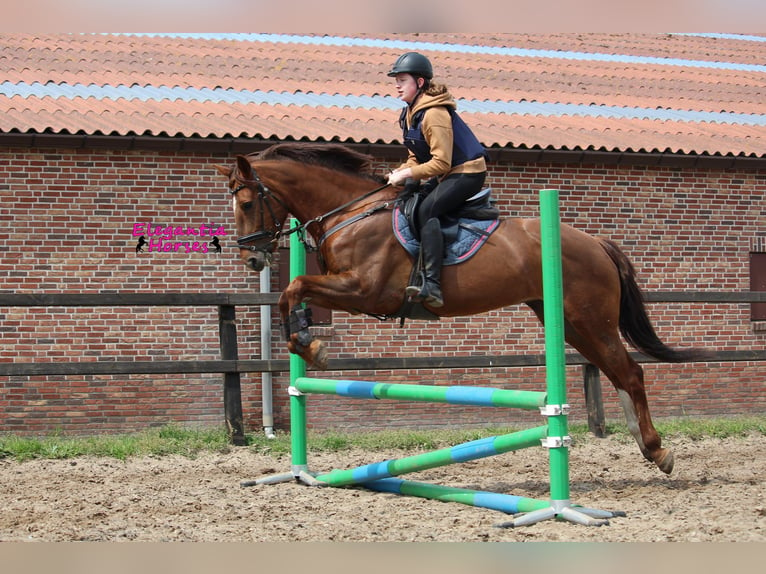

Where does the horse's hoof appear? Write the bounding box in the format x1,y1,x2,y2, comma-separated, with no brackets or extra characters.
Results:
309,339,328,370
655,448,674,474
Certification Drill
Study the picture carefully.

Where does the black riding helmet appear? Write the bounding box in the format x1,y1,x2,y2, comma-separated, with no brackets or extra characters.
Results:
387,52,433,79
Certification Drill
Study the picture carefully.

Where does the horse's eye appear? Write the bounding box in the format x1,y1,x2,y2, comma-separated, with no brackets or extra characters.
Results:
241,201,254,211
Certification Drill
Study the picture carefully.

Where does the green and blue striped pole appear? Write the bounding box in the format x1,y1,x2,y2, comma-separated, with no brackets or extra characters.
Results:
365,478,551,514
295,377,546,410
315,425,548,486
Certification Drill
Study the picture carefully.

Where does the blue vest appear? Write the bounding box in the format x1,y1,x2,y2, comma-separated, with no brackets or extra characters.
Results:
399,106,488,167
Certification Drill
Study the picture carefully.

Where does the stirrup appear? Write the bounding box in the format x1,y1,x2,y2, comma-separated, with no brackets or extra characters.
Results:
405,270,427,301
405,284,423,299
406,283,443,308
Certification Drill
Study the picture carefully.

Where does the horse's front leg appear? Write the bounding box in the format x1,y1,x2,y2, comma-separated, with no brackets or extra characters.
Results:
278,292,329,371
278,272,368,370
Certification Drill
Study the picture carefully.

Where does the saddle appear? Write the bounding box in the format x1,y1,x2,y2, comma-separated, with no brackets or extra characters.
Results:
400,185,500,243
392,184,501,322
395,185,500,265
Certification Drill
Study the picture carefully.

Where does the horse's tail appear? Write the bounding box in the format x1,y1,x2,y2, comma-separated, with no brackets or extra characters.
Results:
599,238,711,363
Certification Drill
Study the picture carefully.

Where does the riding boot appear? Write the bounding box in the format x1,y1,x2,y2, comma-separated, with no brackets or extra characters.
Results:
406,217,444,308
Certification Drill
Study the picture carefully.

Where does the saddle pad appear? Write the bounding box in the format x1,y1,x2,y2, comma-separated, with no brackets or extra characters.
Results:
392,206,500,266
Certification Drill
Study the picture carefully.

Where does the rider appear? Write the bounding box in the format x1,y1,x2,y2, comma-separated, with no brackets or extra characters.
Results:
386,52,488,308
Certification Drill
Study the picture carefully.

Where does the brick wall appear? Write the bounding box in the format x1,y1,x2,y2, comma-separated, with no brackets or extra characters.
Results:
0,146,763,436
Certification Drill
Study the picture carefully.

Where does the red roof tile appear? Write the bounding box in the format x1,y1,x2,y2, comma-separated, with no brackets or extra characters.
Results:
1,32,765,157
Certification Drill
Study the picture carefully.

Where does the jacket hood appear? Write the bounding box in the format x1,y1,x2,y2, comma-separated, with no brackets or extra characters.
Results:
410,84,456,114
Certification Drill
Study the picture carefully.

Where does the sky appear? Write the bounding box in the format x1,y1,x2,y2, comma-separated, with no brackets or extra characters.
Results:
2,0,765,32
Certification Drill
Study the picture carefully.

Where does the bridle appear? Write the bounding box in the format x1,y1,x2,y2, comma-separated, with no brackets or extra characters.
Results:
229,170,289,254
230,166,392,254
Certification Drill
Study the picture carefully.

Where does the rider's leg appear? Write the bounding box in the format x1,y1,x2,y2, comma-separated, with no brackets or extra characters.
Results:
417,173,486,220
407,172,486,307
406,216,444,307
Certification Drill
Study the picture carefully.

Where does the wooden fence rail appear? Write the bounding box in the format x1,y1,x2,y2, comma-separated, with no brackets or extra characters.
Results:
1,291,764,442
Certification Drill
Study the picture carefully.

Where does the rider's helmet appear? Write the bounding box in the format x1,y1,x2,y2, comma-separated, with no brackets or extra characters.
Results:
387,52,433,79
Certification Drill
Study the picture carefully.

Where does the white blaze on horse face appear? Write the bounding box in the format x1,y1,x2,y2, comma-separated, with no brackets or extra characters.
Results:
232,195,237,215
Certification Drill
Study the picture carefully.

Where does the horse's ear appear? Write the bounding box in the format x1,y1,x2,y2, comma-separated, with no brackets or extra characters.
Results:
213,164,232,178
236,155,253,179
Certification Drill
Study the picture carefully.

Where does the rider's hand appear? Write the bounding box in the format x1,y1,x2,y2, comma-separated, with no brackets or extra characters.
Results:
387,168,412,186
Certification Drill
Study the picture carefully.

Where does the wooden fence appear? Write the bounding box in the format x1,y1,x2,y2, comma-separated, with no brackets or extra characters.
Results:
1,291,764,443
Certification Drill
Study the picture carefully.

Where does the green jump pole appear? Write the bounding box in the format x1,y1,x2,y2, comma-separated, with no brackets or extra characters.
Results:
539,189,570,504
501,190,616,527
315,424,548,487
364,478,551,515
289,218,309,476
295,377,547,410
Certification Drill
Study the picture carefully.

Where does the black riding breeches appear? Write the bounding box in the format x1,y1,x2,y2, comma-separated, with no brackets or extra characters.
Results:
416,172,486,226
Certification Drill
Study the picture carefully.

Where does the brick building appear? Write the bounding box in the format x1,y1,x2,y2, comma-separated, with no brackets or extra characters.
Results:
1,33,764,436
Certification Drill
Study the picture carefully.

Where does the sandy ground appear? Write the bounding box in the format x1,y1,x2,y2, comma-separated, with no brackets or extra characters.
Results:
1,433,764,542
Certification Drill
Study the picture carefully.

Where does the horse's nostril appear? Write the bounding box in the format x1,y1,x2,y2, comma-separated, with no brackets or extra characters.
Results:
246,255,265,272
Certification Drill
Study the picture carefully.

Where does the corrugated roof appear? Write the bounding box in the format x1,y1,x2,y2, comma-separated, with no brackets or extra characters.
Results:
1,32,766,156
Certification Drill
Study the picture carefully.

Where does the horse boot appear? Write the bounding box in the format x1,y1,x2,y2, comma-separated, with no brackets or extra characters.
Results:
406,217,444,308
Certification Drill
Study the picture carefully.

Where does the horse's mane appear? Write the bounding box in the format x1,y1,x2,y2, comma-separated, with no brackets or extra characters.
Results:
254,142,381,181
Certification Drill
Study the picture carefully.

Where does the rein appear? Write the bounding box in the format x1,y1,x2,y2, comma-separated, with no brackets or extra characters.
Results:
231,169,391,253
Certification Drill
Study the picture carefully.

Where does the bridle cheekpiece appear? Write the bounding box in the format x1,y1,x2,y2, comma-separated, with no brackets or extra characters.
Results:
230,170,289,253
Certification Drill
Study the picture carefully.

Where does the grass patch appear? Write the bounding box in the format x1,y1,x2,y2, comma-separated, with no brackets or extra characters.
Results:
0,424,232,462
0,416,763,462
655,415,766,440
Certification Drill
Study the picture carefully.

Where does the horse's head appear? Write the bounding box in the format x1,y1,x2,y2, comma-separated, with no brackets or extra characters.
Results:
216,143,388,272
214,155,289,272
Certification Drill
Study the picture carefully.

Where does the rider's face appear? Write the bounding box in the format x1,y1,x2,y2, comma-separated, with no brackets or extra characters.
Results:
394,73,422,105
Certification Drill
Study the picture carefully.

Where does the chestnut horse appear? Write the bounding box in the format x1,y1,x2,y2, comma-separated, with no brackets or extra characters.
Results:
215,142,709,475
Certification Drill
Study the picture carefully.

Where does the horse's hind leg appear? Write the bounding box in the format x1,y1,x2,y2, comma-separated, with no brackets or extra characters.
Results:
603,351,673,474
528,301,674,474
572,330,673,473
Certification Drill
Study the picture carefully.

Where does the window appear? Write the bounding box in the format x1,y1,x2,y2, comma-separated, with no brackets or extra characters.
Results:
751,251,766,321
